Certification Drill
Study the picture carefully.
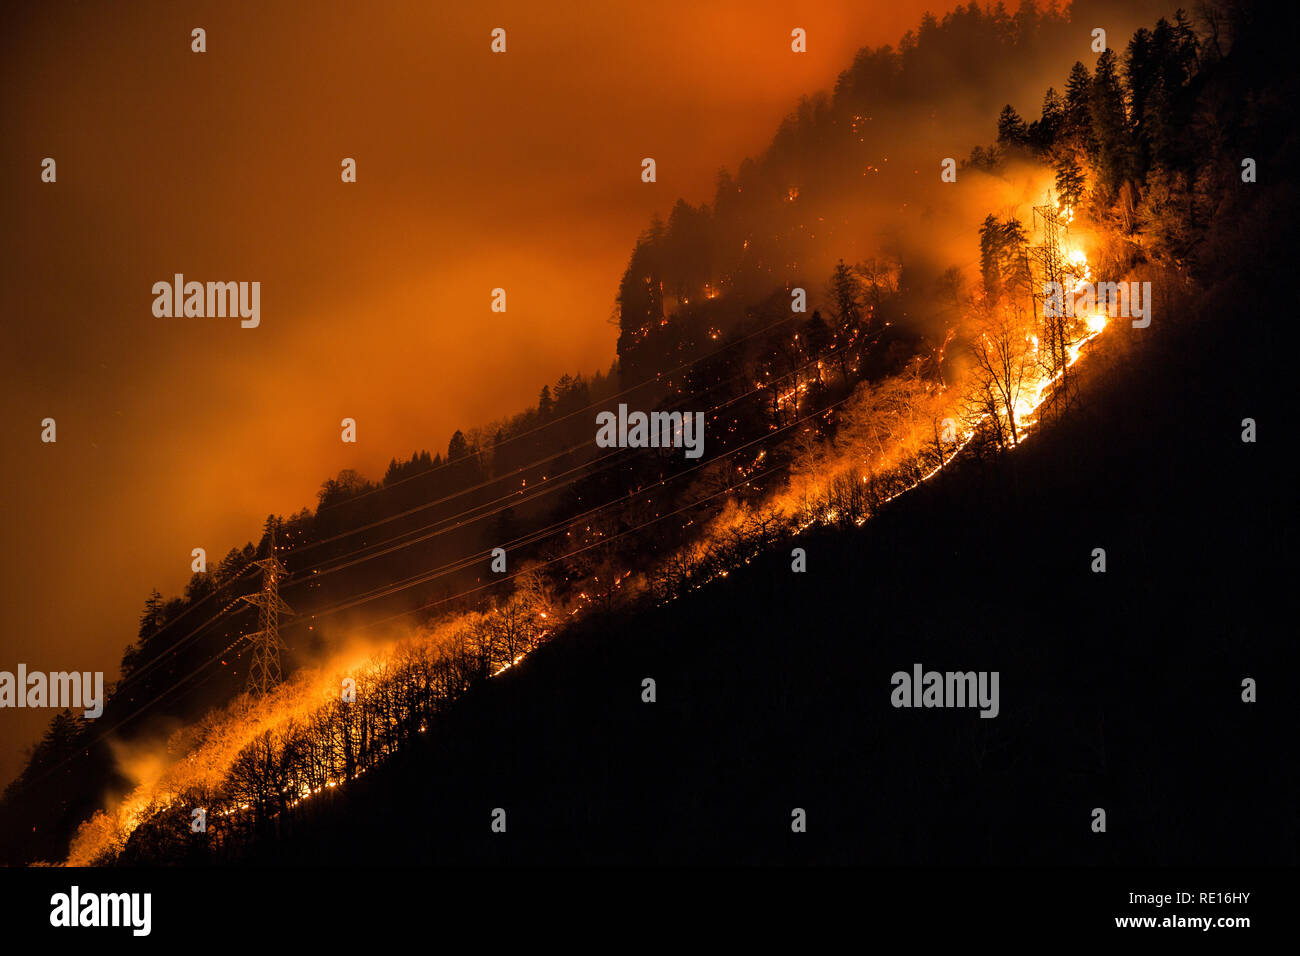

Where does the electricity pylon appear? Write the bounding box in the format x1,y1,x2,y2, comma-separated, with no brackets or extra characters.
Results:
1031,197,1072,386
240,526,292,696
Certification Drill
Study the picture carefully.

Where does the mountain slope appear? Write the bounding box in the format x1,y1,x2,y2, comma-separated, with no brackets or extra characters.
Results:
122,291,1289,865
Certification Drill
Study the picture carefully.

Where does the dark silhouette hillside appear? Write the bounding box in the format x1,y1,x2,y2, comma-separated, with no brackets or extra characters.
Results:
148,284,1290,865
6,0,1294,867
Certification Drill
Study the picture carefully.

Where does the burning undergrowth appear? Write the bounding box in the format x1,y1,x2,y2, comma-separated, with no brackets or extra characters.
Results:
61,155,1127,864
64,595,547,864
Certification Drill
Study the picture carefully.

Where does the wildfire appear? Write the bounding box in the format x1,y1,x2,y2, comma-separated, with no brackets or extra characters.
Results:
63,599,556,865
58,220,1118,868
1056,248,1107,336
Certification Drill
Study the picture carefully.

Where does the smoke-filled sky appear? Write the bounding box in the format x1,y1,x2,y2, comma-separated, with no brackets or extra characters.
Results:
0,0,957,788
0,0,1172,787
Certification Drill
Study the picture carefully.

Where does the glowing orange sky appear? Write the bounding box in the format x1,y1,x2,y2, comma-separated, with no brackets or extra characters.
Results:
1,0,968,785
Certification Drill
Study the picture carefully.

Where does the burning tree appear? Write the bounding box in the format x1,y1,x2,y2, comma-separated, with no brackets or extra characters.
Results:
968,304,1035,446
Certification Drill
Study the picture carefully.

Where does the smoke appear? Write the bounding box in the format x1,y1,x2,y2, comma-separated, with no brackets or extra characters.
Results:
11,0,1192,857
64,619,432,865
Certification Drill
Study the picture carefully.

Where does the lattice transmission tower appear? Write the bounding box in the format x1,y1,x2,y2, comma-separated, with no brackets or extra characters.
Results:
240,525,293,696
1030,198,1073,388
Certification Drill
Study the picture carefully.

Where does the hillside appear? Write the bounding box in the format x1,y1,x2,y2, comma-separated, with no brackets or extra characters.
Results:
117,280,1291,865
2,0,1294,868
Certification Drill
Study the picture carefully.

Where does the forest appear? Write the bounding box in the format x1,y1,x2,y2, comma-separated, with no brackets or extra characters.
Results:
0,0,1291,866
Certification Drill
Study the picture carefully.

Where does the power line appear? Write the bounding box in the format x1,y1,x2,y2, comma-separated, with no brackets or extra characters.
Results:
240,524,293,696
293,323,804,556
108,334,823,702
313,310,802,510
285,369,791,583
297,391,851,624
22,325,864,804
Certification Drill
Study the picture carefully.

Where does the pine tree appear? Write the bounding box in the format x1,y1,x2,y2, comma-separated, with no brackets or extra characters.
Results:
830,261,864,325
827,261,866,377
979,215,1005,299
1063,61,1094,155
1029,87,1064,152
804,309,832,382
1090,48,1132,197
1143,15,1201,171
138,589,165,641
1054,154,1086,210
1125,28,1157,177
999,218,1031,299
996,104,1030,148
